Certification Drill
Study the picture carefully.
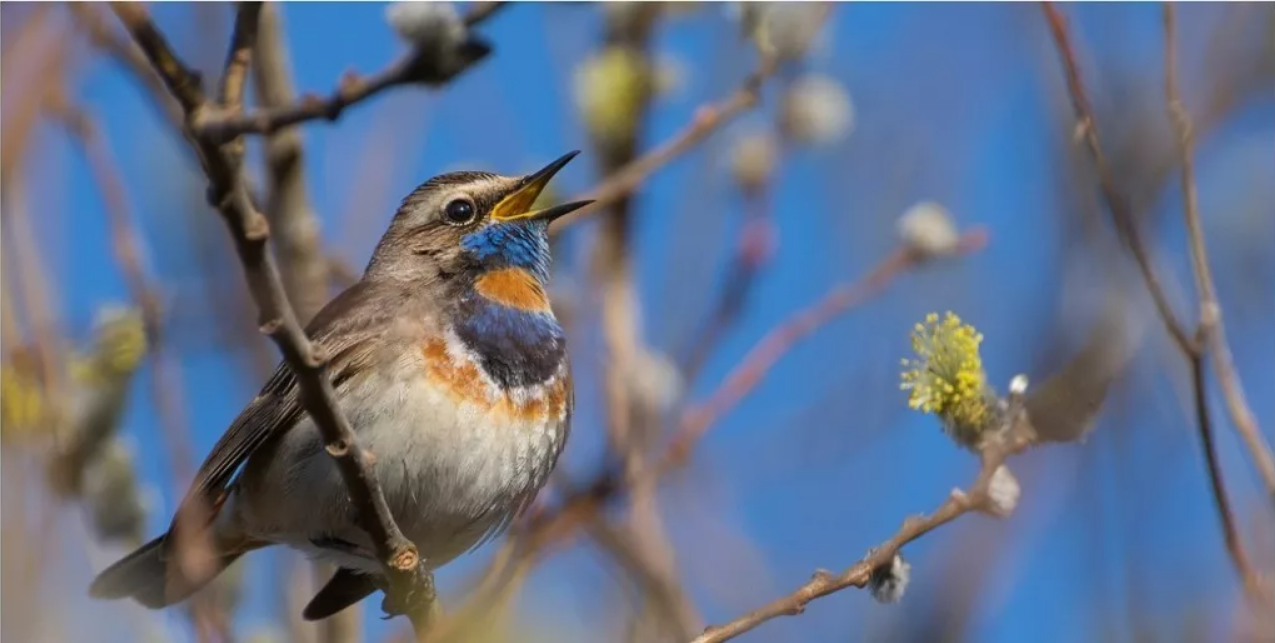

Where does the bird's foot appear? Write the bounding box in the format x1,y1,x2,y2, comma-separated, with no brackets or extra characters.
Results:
380,558,441,630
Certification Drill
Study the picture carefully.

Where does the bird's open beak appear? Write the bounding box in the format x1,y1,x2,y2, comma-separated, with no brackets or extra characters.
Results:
490,150,593,224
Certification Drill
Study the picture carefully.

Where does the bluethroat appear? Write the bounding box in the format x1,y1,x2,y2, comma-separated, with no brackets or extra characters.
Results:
89,151,591,620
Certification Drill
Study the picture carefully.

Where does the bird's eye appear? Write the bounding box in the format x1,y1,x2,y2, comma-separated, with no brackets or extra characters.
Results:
443,198,476,225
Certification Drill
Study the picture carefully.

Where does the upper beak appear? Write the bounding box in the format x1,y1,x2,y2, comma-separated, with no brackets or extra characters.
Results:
489,151,593,224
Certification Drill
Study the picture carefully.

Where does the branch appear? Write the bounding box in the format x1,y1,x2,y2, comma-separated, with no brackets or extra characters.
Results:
1038,4,1197,356
251,5,363,642
1041,2,1271,605
551,56,781,233
253,3,329,323
461,1,507,27
671,229,989,461
196,56,413,143
109,1,435,627
584,8,701,637
681,181,778,381
1162,3,1275,504
68,4,185,131
690,380,1037,643
48,97,196,489
192,3,500,144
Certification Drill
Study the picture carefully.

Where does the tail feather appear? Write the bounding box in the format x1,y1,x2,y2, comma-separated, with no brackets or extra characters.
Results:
89,533,246,609
303,567,379,621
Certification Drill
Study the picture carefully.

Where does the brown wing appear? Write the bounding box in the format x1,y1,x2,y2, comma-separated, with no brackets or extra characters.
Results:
168,280,380,534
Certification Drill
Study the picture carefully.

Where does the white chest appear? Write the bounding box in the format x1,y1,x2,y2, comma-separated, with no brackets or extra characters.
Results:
234,335,571,571
333,335,568,558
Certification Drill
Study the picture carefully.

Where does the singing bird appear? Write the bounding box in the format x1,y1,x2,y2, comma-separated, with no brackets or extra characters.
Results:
90,152,590,620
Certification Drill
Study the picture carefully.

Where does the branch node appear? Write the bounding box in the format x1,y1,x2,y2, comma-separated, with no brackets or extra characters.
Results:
325,439,349,458
1072,117,1090,143
258,318,283,335
307,345,328,366
810,568,834,583
242,212,271,242
390,545,420,572
1199,300,1221,335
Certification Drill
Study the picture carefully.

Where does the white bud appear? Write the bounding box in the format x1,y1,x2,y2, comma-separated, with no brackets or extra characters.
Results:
729,131,779,190
652,54,689,99
629,349,684,415
780,74,855,146
386,1,464,50
987,465,1021,517
385,1,489,84
1009,374,1029,395
734,3,829,62
868,554,911,604
897,201,959,258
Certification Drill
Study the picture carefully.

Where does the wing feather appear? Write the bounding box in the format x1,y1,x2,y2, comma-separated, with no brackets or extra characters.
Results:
168,281,378,533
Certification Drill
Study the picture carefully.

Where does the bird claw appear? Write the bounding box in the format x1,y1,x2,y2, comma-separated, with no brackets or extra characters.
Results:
380,559,440,628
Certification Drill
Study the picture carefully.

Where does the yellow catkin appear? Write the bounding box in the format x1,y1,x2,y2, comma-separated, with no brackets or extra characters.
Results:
900,311,992,433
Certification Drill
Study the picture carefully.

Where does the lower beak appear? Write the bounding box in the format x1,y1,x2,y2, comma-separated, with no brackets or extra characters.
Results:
523,199,595,224
490,150,587,223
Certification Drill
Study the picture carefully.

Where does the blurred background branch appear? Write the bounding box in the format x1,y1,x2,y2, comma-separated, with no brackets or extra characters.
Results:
1041,2,1271,605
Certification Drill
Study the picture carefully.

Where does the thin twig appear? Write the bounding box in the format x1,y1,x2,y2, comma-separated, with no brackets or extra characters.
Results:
1039,3,1198,356
67,3,183,128
1162,3,1275,503
0,12,71,413
671,229,989,461
192,3,501,143
681,182,777,381
690,386,1037,643
109,1,434,628
48,97,196,487
1187,352,1262,600
196,57,413,142
1041,2,1271,605
552,57,780,233
219,7,255,111
462,1,507,27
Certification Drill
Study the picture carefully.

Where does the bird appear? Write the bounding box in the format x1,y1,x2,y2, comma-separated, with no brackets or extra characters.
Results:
88,151,592,621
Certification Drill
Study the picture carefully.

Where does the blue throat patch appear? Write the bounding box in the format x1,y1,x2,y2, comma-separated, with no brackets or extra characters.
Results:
456,222,564,388
460,222,552,282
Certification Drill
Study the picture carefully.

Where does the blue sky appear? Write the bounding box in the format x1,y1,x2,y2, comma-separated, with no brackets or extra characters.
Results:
14,3,1275,642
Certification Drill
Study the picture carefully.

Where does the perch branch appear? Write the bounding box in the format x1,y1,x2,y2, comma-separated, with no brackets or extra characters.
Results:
690,385,1036,643
109,1,434,627
253,5,360,640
